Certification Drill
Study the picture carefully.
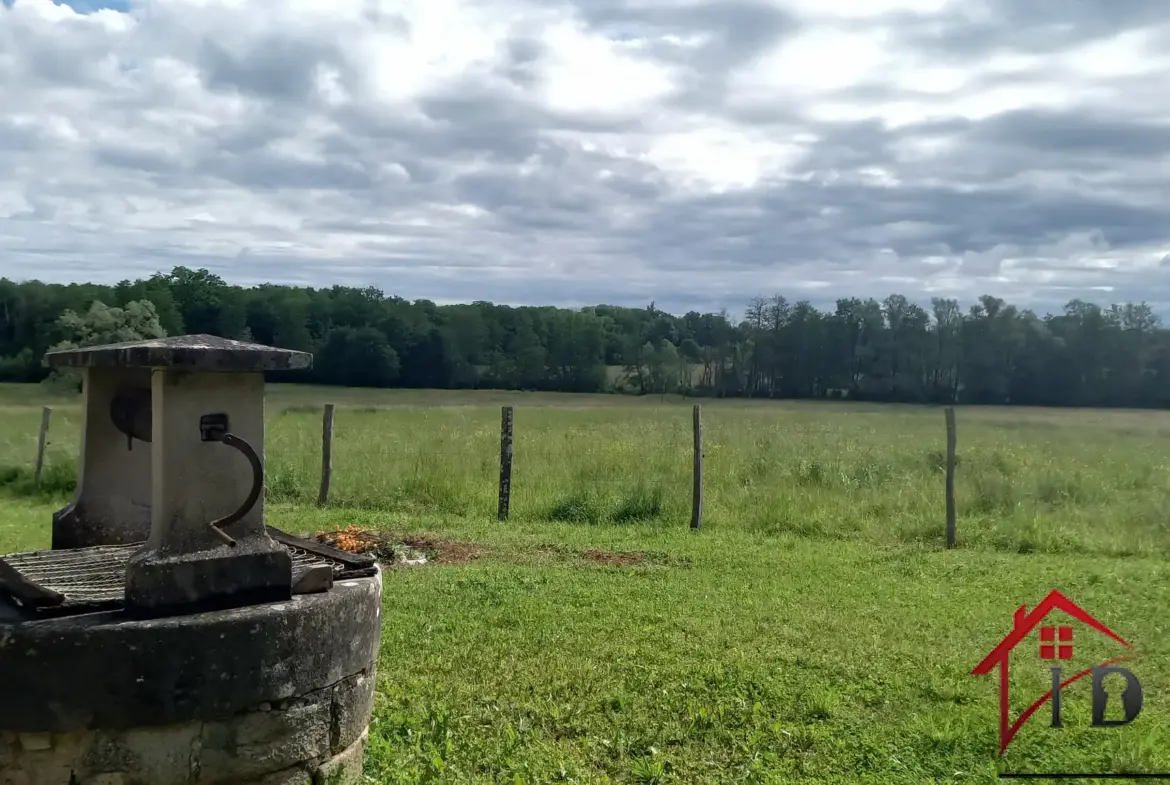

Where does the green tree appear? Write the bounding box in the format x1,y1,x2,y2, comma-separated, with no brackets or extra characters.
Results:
0,264,1162,407
315,327,400,388
44,300,167,390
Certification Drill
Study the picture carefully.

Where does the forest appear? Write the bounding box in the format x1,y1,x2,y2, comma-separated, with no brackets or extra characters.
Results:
1,265,1167,408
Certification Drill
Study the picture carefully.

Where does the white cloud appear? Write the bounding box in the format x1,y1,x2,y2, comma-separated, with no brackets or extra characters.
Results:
2,0,1170,315
644,126,806,191
732,28,894,95
537,21,678,116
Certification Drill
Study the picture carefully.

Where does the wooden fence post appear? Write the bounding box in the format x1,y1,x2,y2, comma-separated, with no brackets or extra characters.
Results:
34,406,51,488
691,404,703,530
945,406,957,548
498,406,514,521
318,404,335,506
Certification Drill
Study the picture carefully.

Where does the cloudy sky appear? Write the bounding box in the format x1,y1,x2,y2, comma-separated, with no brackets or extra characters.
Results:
2,0,1170,317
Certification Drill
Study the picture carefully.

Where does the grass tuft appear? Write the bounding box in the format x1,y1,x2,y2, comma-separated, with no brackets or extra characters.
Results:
0,460,76,500
549,490,605,524
611,484,665,524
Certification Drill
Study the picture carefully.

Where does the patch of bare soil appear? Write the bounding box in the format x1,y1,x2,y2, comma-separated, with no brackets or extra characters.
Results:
314,526,483,566
398,535,483,565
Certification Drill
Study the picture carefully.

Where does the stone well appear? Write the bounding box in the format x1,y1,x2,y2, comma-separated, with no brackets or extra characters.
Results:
0,335,383,785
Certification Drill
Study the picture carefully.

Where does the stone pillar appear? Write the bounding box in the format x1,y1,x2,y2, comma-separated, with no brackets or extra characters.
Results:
43,334,312,557
147,370,267,553
52,367,153,549
124,369,291,617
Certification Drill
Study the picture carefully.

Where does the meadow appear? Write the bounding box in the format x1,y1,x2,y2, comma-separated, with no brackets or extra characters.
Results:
2,383,1170,783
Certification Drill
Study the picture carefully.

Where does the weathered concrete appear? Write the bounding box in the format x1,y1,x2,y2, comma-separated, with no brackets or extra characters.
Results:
0,672,374,784
148,371,268,553
43,335,313,373
52,367,153,549
47,335,311,551
0,572,381,733
124,369,290,616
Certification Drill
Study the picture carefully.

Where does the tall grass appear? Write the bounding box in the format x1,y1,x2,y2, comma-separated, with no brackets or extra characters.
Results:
1,385,1169,557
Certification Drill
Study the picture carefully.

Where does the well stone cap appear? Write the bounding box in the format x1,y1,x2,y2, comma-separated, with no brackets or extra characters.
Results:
43,334,313,372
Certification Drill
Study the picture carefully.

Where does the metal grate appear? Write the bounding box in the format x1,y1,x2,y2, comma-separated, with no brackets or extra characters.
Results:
0,528,376,618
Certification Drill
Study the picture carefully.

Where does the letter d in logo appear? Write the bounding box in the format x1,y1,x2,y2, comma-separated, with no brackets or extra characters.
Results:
1091,665,1143,727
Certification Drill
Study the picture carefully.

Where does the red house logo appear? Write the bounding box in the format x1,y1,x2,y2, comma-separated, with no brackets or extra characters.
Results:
970,590,1142,756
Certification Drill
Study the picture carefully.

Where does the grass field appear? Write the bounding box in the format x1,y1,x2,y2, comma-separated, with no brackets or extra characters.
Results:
2,383,1170,783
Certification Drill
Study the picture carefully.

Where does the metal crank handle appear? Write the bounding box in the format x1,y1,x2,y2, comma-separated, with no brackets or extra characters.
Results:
206,432,264,548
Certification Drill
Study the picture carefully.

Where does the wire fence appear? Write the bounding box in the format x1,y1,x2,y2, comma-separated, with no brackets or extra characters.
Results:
26,402,962,545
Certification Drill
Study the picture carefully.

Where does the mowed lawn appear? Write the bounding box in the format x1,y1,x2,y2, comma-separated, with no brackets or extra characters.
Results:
2,384,1170,783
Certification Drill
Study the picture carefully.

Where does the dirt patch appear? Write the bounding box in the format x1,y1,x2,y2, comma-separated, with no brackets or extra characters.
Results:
580,548,646,566
313,527,684,569
314,526,482,566
398,535,483,565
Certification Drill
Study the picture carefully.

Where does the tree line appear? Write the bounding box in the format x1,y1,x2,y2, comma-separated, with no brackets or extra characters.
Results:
2,266,1168,408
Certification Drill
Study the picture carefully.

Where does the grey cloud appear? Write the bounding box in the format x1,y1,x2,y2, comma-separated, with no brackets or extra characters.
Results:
885,185,1158,250
574,0,799,69
322,85,559,180
498,35,544,89
444,141,664,231
88,118,385,193
569,0,800,111
771,112,1170,242
0,8,121,87
790,118,895,171
0,120,41,155
92,144,183,176
968,110,1170,159
1,0,1169,318
358,2,409,33
196,35,335,101
791,106,1170,179
818,182,1170,249
207,121,284,159
419,78,653,141
560,152,1170,284
202,151,379,192
179,16,396,107
985,0,1169,38
414,89,547,160
882,0,1170,62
